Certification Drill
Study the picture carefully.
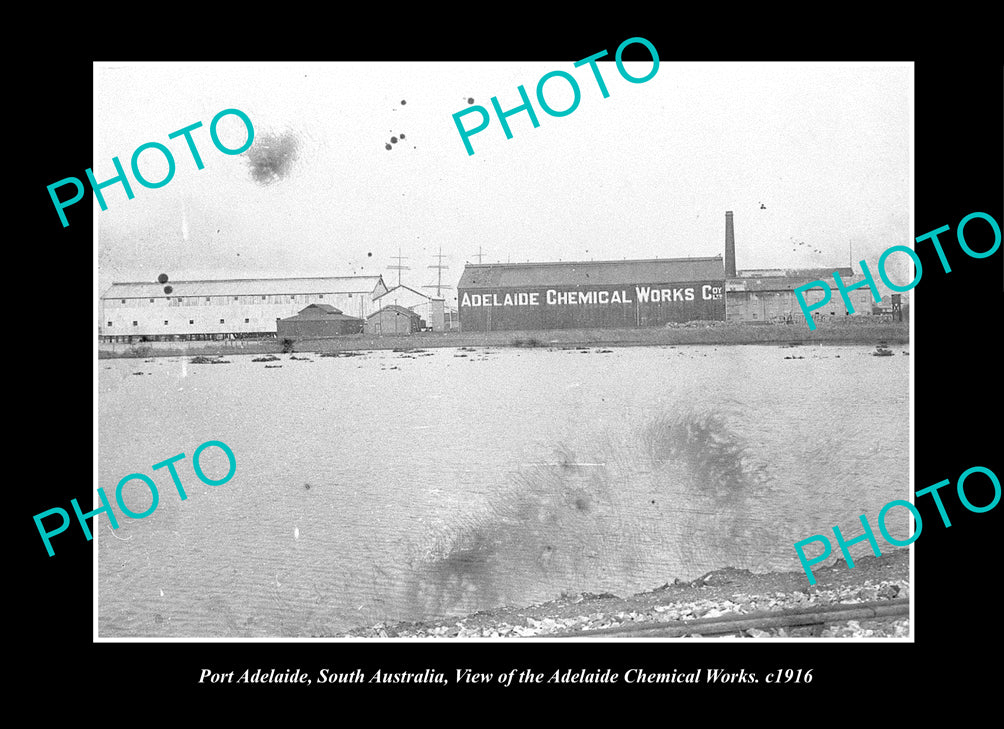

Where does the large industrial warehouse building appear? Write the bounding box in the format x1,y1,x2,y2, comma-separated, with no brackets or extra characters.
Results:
457,257,726,332
457,210,877,332
99,275,388,342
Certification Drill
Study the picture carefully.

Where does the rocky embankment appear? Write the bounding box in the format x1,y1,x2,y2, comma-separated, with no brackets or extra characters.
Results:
342,549,909,639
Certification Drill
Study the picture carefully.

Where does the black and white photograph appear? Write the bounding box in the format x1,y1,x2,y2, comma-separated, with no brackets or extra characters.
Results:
18,37,1001,708
92,60,912,640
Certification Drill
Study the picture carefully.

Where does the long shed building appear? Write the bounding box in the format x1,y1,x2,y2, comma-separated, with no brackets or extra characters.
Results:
457,257,726,332
100,275,387,342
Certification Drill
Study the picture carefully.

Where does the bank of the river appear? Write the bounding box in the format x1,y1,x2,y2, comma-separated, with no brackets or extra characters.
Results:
99,319,909,359
339,549,910,639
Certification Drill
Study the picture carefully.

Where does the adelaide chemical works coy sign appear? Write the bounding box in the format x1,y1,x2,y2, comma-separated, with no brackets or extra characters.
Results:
461,285,724,308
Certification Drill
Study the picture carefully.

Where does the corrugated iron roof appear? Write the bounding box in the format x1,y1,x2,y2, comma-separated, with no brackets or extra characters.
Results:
280,305,362,322
101,276,385,299
730,269,861,292
368,304,421,320
303,303,342,314
737,267,854,279
458,257,724,289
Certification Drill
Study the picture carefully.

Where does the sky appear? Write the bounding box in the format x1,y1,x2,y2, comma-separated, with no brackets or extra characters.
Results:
95,61,912,306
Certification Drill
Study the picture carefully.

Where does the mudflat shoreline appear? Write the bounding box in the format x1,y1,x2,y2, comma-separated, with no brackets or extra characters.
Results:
99,320,909,359
339,549,910,639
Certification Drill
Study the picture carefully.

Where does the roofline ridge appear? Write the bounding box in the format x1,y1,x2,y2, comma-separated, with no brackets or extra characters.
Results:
462,255,724,268
107,274,382,285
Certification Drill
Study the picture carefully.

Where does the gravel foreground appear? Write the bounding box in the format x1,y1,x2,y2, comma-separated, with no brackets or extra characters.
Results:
341,548,910,639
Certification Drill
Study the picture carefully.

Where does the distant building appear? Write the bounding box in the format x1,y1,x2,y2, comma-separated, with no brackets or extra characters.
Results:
365,305,424,335
277,304,364,339
374,285,445,332
457,257,726,332
725,268,876,323
99,276,387,342
722,210,877,324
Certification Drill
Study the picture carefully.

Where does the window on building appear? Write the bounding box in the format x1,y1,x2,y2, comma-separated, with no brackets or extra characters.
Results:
234,296,239,301
189,320,194,325
220,319,225,324
177,298,183,302
107,322,112,327
752,313,757,319
149,298,154,303
206,297,211,302
133,321,138,326
262,296,266,300
244,318,249,323
348,293,353,298
164,321,169,325
121,299,126,304
319,294,324,299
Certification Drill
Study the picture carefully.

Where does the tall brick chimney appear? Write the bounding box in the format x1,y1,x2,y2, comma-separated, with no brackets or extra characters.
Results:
724,211,737,278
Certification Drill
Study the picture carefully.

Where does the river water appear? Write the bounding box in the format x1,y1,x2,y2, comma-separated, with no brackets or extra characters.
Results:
97,343,910,637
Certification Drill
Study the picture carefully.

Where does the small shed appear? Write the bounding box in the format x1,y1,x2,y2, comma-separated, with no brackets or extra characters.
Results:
374,285,446,331
277,304,364,339
365,305,424,335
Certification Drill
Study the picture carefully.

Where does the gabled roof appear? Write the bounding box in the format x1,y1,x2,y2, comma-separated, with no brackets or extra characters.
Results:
280,304,362,322
458,257,724,289
296,303,343,316
101,276,386,299
367,304,422,320
375,284,445,302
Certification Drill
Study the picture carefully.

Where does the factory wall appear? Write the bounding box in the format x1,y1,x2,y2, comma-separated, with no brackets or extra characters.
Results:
725,279,877,324
458,281,726,332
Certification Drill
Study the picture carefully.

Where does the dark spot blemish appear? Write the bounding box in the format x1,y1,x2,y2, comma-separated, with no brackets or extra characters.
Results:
246,130,300,185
